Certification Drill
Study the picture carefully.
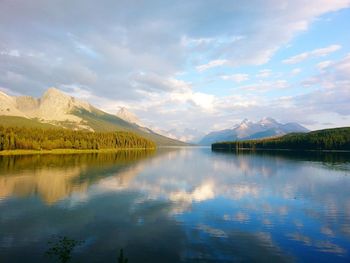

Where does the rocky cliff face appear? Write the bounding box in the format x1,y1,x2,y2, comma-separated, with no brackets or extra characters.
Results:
116,107,142,126
37,88,92,121
0,91,26,117
0,87,93,123
15,96,40,115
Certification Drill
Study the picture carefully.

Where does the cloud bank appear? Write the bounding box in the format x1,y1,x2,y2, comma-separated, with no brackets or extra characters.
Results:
0,0,350,140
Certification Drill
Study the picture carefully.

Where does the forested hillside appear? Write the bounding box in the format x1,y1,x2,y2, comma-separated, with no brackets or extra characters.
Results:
0,88,189,146
73,108,189,146
212,127,350,151
0,126,156,151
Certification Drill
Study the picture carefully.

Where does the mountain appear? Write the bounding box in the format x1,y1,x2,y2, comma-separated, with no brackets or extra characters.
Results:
0,88,188,146
1,88,93,125
116,107,142,126
199,117,309,145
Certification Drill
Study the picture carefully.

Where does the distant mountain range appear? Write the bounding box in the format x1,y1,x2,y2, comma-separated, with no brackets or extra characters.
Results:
0,88,188,146
199,117,309,145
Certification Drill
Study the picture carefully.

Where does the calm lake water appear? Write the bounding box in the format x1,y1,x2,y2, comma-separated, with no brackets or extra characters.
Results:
0,147,350,262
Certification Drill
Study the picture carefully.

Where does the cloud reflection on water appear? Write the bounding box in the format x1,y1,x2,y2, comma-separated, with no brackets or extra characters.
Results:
0,148,350,261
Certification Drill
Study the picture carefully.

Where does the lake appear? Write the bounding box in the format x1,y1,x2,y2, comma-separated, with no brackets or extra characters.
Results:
0,147,350,262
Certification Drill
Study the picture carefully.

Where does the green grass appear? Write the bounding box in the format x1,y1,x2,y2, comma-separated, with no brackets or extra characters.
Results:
0,148,156,156
0,116,57,129
73,108,132,132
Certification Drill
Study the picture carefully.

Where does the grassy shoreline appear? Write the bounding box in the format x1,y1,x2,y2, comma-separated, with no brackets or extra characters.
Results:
0,148,156,156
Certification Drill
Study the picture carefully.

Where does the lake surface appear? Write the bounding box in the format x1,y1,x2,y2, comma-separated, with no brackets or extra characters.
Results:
0,148,350,262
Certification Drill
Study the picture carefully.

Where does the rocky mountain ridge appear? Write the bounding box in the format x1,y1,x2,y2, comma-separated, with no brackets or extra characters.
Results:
116,107,143,126
0,88,188,146
199,117,309,145
0,88,94,122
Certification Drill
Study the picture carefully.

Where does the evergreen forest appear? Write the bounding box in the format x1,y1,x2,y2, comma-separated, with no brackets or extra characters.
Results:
212,127,350,151
0,126,156,151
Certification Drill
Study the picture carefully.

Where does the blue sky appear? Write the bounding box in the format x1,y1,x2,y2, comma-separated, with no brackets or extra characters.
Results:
0,0,349,141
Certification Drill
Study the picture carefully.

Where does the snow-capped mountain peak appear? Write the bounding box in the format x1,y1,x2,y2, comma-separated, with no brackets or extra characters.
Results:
199,117,309,145
259,117,278,125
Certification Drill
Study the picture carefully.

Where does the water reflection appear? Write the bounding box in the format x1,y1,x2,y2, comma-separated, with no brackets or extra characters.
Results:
0,150,155,204
0,148,349,262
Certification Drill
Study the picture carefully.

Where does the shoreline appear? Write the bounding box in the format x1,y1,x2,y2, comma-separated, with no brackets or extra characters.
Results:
211,147,350,153
0,148,156,156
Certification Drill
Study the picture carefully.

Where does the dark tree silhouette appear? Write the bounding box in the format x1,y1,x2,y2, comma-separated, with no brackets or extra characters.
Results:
46,236,83,263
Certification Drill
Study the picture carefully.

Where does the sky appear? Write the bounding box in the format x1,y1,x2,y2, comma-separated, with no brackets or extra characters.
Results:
0,0,350,141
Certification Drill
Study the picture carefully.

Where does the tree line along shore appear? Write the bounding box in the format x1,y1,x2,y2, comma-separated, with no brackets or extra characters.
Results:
212,127,350,151
0,126,156,153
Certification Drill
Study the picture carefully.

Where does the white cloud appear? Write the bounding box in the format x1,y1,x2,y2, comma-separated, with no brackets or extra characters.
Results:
181,36,214,47
303,53,350,89
221,73,249,83
312,45,342,56
0,49,20,57
196,59,228,72
316,60,333,70
291,68,301,75
130,72,191,92
238,80,289,92
283,44,341,64
283,53,309,64
256,69,272,78
1,0,350,137
190,92,216,110
1,1,349,98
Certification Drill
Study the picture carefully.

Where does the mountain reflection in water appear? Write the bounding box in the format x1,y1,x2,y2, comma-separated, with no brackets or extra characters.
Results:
0,150,155,204
0,148,349,262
